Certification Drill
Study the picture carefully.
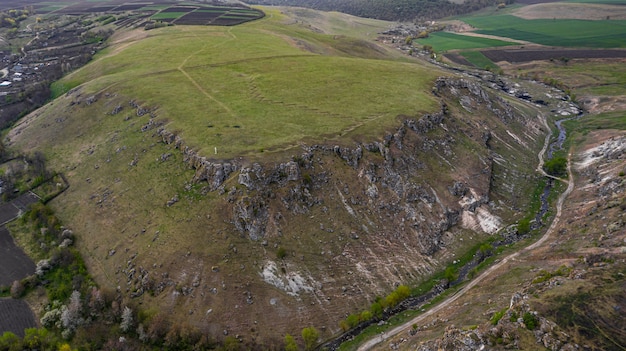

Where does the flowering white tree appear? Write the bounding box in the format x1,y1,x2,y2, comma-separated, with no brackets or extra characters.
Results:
60,290,83,338
121,306,134,333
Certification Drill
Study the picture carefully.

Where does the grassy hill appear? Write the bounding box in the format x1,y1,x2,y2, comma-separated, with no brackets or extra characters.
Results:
4,6,553,348
50,9,437,159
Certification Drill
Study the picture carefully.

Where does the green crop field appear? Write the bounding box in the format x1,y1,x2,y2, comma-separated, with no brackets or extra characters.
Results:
151,12,187,20
462,14,626,48
56,8,440,159
566,0,626,4
459,51,499,70
414,31,516,52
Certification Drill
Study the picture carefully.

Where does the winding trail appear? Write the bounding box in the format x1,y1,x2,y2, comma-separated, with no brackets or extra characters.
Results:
357,115,575,351
176,26,238,119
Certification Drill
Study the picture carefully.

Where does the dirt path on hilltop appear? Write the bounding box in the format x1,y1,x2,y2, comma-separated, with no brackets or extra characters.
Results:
357,116,575,351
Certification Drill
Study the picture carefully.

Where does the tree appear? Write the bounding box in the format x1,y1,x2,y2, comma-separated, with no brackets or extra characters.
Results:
120,306,134,333
370,302,383,318
60,290,82,335
284,334,298,351
544,157,567,177
301,327,319,351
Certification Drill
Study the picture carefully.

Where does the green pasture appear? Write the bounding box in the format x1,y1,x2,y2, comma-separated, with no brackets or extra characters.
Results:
566,111,626,132
514,60,626,96
461,14,626,47
414,31,516,52
555,61,626,96
57,9,441,158
564,111,626,158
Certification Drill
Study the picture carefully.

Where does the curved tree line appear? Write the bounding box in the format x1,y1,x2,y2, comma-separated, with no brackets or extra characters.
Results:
246,0,514,22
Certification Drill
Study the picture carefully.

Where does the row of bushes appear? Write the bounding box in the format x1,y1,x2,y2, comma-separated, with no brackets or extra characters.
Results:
338,285,411,331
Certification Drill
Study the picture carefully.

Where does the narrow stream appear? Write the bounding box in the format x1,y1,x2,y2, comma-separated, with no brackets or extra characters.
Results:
533,115,581,229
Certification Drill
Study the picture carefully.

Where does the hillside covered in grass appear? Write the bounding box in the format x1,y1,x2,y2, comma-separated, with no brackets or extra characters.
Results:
4,6,556,349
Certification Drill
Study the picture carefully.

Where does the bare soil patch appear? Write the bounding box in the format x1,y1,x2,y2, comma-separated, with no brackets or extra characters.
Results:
513,3,626,20
0,299,37,337
443,53,473,66
579,95,626,115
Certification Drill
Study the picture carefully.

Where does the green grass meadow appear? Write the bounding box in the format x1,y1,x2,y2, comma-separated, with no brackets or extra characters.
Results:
55,8,440,159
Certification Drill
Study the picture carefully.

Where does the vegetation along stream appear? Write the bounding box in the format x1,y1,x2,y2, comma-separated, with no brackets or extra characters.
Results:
320,107,582,351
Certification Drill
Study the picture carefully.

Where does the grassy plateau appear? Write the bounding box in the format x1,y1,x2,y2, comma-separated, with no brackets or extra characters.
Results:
53,9,438,159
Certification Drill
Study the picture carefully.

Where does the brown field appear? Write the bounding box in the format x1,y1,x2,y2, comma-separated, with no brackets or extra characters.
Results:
0,227,36,287
0,0,41,11
443,53,473,66
0,298,37,337
513,2,626,20
15,0,265,27
481,48,626,63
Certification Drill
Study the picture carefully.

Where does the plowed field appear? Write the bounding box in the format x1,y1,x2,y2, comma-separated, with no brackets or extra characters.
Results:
0,299,37,337
0,227,35,287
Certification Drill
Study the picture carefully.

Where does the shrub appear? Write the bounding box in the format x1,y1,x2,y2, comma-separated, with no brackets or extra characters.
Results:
517,218,531,234
360,310,372,322
284,334,298,351
277,247,287,260
301,327,319,351
522,312,538,330
490,308,507,325
346,314,359,328
10,280,24,298
444,266,458,282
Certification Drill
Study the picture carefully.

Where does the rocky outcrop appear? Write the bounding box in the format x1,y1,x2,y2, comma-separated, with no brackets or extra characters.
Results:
415,292,580,351
144,78,538,252
434,77,515,123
